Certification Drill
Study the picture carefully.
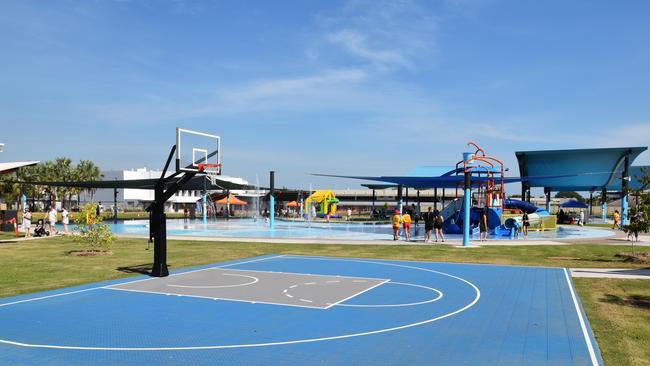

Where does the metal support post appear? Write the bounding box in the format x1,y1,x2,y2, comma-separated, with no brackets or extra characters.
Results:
270,171,275,228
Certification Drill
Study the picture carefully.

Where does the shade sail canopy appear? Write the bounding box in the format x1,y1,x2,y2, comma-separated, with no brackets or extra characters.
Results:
214,193,247,205
360,183,397,190
286,201,301,207
15,174,255,191
560,200,588,209
312,173,574,189
516,146,647,191
264,190,309,201
609,166,649,191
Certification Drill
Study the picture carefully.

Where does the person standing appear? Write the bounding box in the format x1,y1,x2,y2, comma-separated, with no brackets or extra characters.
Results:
522,211,530,238
434,211,445,242
23,208,32,238
61,207,70,234
579,210,585,227
479,209,488,242
391,209,401,241
47,205,58,235
423,207,434,242
402,210,412,241
613,210,620,230
347,208,352,221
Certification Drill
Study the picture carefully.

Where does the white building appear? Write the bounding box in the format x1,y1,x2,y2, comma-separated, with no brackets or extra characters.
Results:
92,168,251,212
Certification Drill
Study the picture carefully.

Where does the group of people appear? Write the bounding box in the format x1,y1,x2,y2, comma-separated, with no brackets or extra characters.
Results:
391,207,445,243
389,207,534,243
22,205,70,238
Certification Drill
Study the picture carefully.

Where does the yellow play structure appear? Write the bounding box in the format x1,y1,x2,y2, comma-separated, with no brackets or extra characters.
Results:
304,190,339,216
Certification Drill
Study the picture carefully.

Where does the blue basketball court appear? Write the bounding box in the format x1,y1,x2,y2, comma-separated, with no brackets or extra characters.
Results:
0,255,602,365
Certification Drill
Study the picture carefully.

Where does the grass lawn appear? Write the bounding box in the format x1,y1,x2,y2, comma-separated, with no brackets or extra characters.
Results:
0,236,648,365
575,279,650,366
0,231,19,240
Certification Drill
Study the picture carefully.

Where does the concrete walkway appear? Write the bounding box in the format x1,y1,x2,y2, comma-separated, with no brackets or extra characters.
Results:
570,268,650,279
113,233,650,247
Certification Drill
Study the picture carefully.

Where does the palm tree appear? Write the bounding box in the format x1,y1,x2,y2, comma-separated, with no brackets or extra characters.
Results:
53,157,72,208
0,173,21,208
76,160,103,202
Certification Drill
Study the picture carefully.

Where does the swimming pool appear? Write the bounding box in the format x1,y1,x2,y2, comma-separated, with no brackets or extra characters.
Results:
90,218,615,241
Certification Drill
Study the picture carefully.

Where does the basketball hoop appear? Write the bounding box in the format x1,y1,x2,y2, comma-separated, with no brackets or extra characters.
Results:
197,163,222,185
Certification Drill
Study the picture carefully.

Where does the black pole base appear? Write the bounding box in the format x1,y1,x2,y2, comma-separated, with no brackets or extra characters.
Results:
151,262,169,277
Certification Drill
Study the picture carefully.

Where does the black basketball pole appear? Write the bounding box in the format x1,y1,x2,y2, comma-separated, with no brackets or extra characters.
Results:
149,144,213,277
151,182,169,277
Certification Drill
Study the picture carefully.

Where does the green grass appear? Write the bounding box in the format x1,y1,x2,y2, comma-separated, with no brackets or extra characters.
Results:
575,279,650,366
0,236,648,365
0,232,18,240
1,236,647,298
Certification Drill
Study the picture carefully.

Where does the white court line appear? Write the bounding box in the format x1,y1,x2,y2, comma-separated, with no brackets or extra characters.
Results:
324,279,390,309
563,268,600,366
197,267,387,282
299,299,313,303
0,288,102,308
0,255,480,351
0,255,285,308
333,282,443,308
100,286,323,310
104,255,286,290
167,274,259,289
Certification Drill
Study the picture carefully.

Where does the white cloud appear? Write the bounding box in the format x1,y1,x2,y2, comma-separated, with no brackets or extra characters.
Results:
328,29,410,68
221,68,367,103
320,0,438,72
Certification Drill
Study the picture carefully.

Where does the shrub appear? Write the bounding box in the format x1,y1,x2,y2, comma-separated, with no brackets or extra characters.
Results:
73,203,115,252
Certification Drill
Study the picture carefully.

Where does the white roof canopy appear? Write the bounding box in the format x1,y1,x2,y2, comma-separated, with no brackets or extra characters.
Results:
0,161,39,175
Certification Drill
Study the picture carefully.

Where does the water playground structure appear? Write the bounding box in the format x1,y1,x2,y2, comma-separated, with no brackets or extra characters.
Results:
304,189,340,218
428,143,556,240
314,141,648,246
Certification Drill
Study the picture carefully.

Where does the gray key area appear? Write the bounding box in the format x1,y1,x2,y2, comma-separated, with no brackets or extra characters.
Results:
106,268,388,309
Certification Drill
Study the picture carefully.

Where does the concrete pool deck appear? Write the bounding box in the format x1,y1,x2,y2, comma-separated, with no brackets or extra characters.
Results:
114,228,650,247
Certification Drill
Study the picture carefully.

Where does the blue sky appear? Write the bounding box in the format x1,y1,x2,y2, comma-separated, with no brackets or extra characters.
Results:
1,0,649,191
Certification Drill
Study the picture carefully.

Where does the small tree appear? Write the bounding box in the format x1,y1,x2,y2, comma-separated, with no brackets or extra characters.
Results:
623,172,650,255
73,203,114,253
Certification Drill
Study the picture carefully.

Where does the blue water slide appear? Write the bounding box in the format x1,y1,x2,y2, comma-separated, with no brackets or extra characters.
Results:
504,198,548,215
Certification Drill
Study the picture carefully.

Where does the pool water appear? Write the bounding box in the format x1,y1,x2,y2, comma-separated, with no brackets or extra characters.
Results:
78,218,615,241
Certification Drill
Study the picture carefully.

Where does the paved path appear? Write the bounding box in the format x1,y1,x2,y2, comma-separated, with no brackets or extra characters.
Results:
114,233,650,247
570,268,650,279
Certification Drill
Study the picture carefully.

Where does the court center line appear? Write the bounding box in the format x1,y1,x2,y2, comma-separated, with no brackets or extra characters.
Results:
563,268,600,366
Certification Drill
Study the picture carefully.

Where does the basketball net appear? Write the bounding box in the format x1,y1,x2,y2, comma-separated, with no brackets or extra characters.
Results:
197,163,222,186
